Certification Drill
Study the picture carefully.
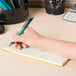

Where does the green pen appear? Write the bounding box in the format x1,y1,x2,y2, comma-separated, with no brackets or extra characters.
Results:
7,0,15,9
17,16,34,36
9,16,34,46
1,0,13,10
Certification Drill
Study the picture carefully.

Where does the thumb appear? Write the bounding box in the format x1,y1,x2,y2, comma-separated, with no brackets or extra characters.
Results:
12,35,23,42
12,27,24,42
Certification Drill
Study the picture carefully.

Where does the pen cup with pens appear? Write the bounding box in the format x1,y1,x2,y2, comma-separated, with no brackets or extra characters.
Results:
45,0,65,15
0,0,29,34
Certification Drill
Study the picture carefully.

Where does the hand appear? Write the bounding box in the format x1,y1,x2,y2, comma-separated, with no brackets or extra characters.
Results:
12,27,42,50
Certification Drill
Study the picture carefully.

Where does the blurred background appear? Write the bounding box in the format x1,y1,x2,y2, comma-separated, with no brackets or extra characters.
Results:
28,0,76,8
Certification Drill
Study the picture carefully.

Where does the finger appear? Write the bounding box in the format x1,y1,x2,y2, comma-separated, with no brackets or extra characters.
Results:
22,32,24,35
17,43,22,50
13,31,19,37
13,35,23,42
13,27,23,36
12,31,19,41
22,43,28,48
12,27,24,42
14,42,18,48
14,31,19,35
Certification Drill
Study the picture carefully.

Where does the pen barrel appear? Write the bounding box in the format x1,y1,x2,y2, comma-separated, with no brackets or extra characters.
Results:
17,28,25,36
17,23,30,36
17,17,33,36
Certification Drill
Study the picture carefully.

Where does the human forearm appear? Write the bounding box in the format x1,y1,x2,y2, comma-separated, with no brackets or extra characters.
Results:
36,37,76,60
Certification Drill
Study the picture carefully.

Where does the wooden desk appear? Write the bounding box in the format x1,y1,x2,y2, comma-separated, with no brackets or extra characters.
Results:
0,8,76,76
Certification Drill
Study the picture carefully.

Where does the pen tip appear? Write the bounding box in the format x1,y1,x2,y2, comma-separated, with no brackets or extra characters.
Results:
9,42,14,47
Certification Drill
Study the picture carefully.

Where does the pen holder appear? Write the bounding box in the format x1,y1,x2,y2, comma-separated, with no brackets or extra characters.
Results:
0,0,29,34
45,0,65,15
0,0,29,24
3,7,29,24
